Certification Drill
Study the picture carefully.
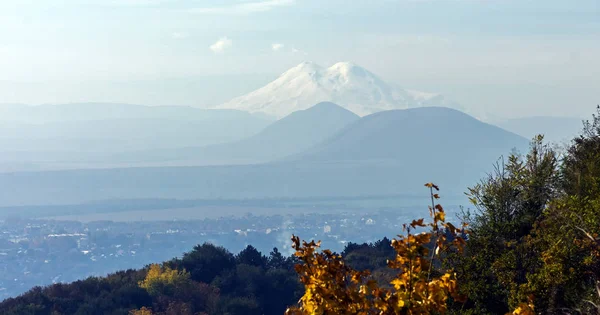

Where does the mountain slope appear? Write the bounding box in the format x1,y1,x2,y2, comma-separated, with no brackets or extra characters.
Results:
118,102,360,164
286,107,527,163
277,107,529,192
217,62,468,118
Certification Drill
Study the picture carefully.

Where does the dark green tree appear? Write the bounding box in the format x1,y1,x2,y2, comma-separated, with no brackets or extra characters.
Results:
236,245,267,267
171,243,236,284
448,135,559,314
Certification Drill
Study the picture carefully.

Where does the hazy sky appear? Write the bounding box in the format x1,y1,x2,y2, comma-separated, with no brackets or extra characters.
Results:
0,0,598,118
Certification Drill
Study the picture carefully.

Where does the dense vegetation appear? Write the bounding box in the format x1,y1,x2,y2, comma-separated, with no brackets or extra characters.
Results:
447,107,600,314
0,239,405,314
1,106,599,314
0,243,306,315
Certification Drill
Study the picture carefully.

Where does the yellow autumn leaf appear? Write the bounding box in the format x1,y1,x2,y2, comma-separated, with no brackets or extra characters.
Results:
435,211,445,222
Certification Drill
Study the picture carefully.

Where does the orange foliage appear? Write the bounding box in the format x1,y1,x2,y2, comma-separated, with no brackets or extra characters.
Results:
286,183,468,314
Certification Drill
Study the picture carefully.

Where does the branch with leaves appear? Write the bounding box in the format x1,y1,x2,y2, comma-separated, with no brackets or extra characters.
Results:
286,183,468,314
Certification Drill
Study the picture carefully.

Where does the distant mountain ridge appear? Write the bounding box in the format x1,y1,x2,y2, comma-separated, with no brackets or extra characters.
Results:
0,102,266,123
0,103,273,171
285,107,526,163
217,61,470,118
0,107,527,206
118,102,360,164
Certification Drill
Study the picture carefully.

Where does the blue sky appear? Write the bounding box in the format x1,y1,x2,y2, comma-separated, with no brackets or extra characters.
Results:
0,0,598,118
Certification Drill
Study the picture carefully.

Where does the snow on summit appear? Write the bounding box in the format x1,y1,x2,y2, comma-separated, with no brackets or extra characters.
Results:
218,61,469,119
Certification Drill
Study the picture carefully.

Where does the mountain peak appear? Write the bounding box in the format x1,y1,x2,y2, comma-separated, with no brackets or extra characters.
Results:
310,101,346,110
218,62,469,119
281,61,322,75
296,101,359,117
297,61,320,68
327,61,359,72
326,62,371,81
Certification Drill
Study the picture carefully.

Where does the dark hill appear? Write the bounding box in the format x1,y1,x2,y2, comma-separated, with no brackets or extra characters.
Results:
284,106,527,164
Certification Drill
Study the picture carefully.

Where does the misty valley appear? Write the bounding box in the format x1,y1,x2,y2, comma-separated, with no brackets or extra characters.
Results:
0,92,593,314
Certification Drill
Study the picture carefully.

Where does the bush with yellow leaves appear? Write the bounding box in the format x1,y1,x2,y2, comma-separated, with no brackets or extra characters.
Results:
129,306,153,315
286,183,469,314
138,263,191,297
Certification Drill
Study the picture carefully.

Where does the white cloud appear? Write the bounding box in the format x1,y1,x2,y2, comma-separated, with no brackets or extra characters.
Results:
209,37,232,53
271,43,284,51
190,0,295,15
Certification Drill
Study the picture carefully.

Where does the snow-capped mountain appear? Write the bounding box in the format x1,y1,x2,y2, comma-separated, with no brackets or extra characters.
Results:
217,61,470,118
